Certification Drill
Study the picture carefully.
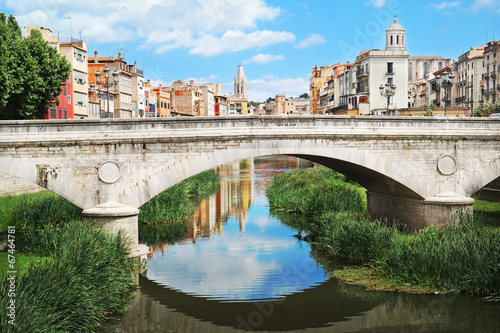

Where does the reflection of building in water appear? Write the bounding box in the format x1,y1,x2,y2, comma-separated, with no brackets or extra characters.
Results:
188,159,255,240
148,157,312,254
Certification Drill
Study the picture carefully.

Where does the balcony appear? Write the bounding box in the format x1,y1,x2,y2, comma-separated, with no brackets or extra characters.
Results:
491,88,496,95
356,69,369,78
484,73,490,80
491,73,497,80
455,96,466,103
356,87,369,94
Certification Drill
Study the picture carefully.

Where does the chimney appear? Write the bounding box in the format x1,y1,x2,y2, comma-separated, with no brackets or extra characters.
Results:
94,50,98,63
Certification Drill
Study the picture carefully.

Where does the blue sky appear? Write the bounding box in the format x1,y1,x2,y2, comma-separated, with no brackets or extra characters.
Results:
1,0,499,102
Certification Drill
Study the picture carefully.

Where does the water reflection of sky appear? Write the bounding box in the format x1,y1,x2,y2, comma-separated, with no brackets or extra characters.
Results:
147,158,328,302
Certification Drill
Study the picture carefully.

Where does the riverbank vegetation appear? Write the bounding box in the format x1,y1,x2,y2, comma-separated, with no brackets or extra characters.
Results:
138,170,220,246
0,170,220,331
267,167,500,297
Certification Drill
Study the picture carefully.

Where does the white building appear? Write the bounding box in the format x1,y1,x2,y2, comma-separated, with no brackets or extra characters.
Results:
132,63,145,118
354,18,409,115
193,84,215,116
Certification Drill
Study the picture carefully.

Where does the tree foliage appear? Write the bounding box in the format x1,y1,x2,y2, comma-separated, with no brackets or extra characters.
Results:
473,102,500,117
0,13,71,120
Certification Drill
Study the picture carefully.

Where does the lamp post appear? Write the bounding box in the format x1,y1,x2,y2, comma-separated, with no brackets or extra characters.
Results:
379,81,396,115
435,71,455,117
93,65,119,118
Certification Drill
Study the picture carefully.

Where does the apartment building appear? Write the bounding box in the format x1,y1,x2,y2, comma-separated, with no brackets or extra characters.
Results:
226,95,249,115
309,64,337,114
144,80,158,117
169,80,201,116
483,41,500,104
215,95,229,116
25,26,89,119
456,46,485,111
131,62,146,118
427,64,458,109
88,52,142,118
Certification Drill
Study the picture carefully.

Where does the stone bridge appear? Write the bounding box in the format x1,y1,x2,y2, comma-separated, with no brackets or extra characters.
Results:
1,116,499,245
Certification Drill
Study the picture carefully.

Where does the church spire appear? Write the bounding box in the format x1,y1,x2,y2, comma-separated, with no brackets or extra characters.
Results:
234,65,248,100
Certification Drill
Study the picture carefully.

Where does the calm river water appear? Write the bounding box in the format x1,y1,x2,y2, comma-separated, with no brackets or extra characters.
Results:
103,156,500,333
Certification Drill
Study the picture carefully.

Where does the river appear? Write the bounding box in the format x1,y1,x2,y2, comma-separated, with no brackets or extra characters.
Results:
102,156,500,333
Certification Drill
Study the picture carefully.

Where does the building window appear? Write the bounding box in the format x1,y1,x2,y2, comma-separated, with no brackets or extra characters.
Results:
50,107,56,119
397,35,399,44
390,35,393,45
68,95,71,105
59,107,62,119
64,108,67,119
76,93,86,107
74,50,85,63
387,62,394,74
63,85,67,97
75,71,86,85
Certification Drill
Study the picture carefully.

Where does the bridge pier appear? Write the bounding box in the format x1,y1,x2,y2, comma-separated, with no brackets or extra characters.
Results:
82,202,149,259
367,192,474,231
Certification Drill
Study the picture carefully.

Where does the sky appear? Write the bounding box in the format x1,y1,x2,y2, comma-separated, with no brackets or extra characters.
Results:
1,0,500,102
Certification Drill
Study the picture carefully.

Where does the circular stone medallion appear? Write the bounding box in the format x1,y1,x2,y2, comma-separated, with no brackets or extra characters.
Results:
437,155,457,175
98,161,121,183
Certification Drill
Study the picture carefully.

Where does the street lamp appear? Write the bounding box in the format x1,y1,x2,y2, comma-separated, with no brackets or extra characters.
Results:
435,71,455,117
379,81,396,115
93,65,119,118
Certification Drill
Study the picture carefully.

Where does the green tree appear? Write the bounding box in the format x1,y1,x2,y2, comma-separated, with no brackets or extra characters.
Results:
299,92,309,99
0,13,71,120
473,102,500,117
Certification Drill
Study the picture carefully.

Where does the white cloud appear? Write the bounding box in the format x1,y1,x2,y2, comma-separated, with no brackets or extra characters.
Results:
246,75,309,102
366,0,389,8
147,79,170,87
295,33,326,49
473,0,495,6
188,30,295,57
243,53,285,65
430,1,461,10
185,74,219,84
6,0,287,56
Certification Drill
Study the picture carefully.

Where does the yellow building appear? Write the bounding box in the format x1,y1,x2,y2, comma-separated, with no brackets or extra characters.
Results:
226,95,249,115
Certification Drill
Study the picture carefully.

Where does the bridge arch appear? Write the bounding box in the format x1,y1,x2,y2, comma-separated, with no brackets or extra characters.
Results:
1,116,499,244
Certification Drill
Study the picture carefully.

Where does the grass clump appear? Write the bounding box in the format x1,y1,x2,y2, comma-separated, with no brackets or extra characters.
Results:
266,167,365,215
0,191,80,233
0,221,137,332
